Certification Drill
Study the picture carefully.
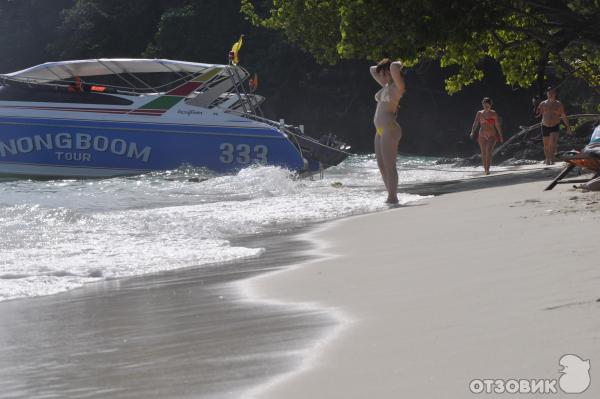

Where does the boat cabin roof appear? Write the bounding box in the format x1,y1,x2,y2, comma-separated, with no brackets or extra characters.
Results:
3,59,222,83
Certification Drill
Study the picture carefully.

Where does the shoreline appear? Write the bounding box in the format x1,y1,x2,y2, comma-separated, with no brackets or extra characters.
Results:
236,221,354,399
242,167,600,398
0,228,336,399
0,164,580,399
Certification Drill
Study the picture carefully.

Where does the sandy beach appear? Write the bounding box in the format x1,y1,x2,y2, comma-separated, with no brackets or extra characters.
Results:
1,166,598,399
0,2,598,397
246,170,600,398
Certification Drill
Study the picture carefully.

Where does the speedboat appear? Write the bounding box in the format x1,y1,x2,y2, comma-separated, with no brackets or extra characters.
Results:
0,58,349,178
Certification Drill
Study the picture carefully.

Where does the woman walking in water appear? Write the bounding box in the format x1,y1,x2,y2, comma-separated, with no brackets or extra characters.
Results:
470,97,503,175
370,59,405,203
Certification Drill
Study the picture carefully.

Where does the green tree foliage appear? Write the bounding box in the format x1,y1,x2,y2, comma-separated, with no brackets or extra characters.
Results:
48,0,170,59
144,1,251,63
0,0,73,70
241,0,600,95
0,0,596,154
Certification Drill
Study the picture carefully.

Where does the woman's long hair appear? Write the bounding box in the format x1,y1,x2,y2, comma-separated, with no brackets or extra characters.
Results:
375,58,392,74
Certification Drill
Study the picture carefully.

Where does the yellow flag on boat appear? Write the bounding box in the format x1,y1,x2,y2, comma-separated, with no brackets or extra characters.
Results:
230,35,244,65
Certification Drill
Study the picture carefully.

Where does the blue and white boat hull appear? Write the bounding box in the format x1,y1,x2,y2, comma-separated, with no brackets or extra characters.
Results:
0,115,306,178
0,58,348,178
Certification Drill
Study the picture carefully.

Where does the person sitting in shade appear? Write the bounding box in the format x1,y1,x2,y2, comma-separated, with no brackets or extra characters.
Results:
68,76,83,93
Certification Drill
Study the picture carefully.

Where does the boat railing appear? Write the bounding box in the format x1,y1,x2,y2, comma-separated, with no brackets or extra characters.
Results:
221,64,347,159
225,107,352,158
224,64,263,117
219,64,353,159
225,107,306,155
225,107,299,137
0,75,166,97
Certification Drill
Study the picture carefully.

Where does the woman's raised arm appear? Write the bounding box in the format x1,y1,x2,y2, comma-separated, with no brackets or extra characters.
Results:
389,62,405,94
369,66,387,87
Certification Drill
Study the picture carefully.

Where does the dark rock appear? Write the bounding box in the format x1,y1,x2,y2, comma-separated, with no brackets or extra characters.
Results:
499,158,539,166
454,154,481,167
88,269,103,278
435,157,460,165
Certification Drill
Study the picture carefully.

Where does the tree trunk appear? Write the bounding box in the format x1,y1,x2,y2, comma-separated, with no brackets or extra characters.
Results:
536,48,549,99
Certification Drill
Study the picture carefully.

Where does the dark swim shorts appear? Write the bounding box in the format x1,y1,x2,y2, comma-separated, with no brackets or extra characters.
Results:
541,123,560,137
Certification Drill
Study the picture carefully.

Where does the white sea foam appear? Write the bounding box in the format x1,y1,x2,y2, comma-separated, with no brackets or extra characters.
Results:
0,155,480,301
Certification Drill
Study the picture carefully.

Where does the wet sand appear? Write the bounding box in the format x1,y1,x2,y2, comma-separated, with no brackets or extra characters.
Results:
247,167,600,398
0,232,336,399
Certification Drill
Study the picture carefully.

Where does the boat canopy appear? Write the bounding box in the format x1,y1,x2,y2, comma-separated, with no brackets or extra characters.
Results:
3,59,224,83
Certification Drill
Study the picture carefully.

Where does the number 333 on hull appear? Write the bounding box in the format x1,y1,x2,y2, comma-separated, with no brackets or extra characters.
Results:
0,58,350,178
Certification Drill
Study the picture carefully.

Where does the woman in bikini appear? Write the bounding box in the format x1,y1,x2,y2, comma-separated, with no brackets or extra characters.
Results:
370,58,405,203
470,97,503,175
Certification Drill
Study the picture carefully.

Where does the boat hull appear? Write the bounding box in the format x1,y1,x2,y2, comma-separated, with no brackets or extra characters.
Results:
0,116,306,178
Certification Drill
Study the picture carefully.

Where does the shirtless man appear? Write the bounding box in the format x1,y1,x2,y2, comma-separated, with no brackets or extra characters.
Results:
536,87,572,165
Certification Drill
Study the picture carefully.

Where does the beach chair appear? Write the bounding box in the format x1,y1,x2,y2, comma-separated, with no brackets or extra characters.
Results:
545,149,600,191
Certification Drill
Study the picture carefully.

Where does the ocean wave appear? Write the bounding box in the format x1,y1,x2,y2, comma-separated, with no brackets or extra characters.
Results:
0,156,445,302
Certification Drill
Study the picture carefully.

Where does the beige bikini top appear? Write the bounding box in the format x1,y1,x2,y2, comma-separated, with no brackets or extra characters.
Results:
374,84,391,103
375,82,405,104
